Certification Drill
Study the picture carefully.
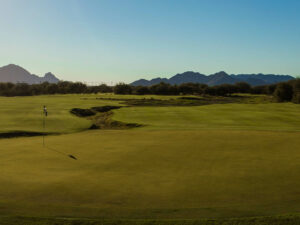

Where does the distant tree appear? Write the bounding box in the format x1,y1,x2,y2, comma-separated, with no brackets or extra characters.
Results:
149,82,170,95
70,82,87,93
114,83,132,94
204,86,217,96
0,79,297,100
292,79,300,103
251,85,266,94
198,84,209,95
98,84,113,93
135,86,151,95
0,83,14,96
274,82,293,102
266,84,277,95
168,85,179,95
14,83,31,96
86,84,113,94
57,81,71,94
235,82,251,93
215,84,237,96
178,83,202,95
46,83,59,94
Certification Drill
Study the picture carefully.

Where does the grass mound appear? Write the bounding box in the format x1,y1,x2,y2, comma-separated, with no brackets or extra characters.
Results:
70,105,141,130
91,111,142,129
70,106,122,118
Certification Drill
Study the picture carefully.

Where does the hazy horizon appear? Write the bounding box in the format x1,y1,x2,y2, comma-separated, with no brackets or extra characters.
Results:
1,0,299,83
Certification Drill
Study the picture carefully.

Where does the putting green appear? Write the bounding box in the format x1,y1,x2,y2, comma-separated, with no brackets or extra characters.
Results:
0,129,300,219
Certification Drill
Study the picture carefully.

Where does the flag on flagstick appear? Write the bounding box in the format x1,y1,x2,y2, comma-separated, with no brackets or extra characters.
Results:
43,105,48,117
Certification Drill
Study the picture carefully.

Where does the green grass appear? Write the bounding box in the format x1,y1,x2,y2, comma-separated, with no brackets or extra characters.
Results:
1,129,300,219
0,94,121,134
0,94,191,134
113,103,300,131
0,94,299,224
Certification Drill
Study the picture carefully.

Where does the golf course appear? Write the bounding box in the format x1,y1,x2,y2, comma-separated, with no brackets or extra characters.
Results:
0,94,300,224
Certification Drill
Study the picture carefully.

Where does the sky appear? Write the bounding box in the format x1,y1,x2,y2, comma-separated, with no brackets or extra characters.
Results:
0,0,299,83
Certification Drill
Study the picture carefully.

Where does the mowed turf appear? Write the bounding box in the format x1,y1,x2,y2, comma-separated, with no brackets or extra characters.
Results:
0,94,300,221
113,103,300,131
0,130,300,219
0,94,179,134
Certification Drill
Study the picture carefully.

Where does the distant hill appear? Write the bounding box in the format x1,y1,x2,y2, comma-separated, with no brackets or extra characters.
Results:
131,71,295,86
0,64,60,84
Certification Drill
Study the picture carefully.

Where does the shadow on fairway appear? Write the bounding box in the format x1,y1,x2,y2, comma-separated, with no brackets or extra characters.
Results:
44,146,77,160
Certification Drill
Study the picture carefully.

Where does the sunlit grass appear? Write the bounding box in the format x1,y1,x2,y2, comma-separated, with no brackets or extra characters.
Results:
0,94,299,222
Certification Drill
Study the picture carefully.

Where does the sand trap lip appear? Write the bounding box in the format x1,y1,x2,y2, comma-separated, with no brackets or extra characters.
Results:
70,105,142,129
70,105,122,117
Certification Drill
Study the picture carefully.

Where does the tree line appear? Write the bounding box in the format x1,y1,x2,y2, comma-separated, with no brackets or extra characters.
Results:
0,79,299,103
114,80,299,103
0,81,112,96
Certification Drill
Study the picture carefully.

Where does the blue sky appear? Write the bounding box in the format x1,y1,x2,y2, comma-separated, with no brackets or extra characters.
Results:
0,0,299,83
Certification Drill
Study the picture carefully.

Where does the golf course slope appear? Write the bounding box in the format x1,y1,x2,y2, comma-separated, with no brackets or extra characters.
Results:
0,94,299,224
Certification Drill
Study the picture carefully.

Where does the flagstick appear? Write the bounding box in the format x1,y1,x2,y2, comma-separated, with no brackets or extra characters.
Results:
43,105,47,147
40,105,77,160
43,112,45,147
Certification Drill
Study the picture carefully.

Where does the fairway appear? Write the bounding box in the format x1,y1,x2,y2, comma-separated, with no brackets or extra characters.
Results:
113,103,300,131
0,94,300,222
0,94,179,134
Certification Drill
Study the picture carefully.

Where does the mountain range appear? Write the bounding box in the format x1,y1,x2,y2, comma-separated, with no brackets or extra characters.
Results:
131,71,295,86
0,64,60,84
0,64,295,86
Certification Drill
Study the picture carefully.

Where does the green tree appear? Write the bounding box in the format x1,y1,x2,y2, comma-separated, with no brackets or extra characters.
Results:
274,83,293,102
114,83,132,94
